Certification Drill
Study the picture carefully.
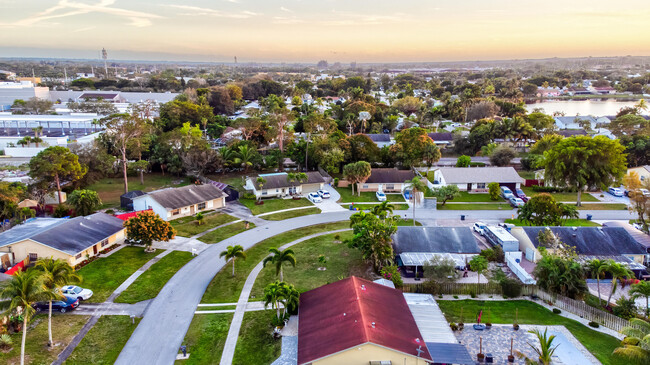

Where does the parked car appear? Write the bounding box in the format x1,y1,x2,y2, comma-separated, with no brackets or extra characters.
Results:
317,190,331,199
509,196,525,207
33,296,79,313
501,186,514,199
472,222,487,235
307,192,322,203
515,188,528,202
376,191,387,202
627,188,650,198
608,187,624,197
61,285,93,301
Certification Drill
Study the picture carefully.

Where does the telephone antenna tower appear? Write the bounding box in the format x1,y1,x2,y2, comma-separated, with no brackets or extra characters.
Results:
234,56,238,64
102,48,109,78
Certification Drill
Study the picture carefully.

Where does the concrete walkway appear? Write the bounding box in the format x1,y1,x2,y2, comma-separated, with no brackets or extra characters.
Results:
116,211,353,365
71,300,151,317
219,228,351,365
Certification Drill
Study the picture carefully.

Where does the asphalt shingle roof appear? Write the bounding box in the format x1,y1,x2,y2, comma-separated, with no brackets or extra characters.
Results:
364,168,415,184
392,227,480,254
254,172,327,190
437,167,524,184
427,132,454,141
144,184,226,210
522,226,647,255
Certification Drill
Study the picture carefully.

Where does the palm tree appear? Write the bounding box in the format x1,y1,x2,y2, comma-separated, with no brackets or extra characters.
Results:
614,318,650,364
219,147,236,172
263,280,285,320
0,270,48,365
35,258,80,347
585,259,608,306
195,212,205,226
630,281,650,317
262,247,297,282
405,176,427,227
523,328,559,365
219,245,246,277
371,201,394,220
234,145,256,172
606,260,634,306
280,282,300,317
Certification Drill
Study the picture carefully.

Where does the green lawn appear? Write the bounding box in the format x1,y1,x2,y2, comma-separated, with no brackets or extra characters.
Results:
198,221,255,244
170,213,237,237
453,191,505,203
336,187,406,203
205,174,246,192
518,171,537,180
175,313,233,365
437,300,624,365
78,246,161,303
86,173,189,208
344,203,410,211
201,222,350,303
240,198,313,215
397,219,423,226
504,218,601,227
250,232,366,299
232,311,282,365
437,203,513,210
115,251,195,303
521,187,599,202
577,203,628,210
66,316,141,365
0,314,88,365
262,207,321,221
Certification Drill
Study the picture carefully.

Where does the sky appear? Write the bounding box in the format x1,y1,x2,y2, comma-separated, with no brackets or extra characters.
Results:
0,0,649,63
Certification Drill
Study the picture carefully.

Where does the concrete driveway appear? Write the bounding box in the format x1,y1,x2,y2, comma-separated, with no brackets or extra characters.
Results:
316,185,346,212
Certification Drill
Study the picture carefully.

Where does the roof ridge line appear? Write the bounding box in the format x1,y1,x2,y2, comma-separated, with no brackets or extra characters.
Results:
352,276,371,344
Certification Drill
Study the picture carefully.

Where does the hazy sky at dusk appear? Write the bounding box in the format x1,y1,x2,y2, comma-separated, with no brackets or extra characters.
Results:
1,0,649,62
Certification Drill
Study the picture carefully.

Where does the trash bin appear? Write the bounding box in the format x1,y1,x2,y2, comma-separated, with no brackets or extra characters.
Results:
460,215,465,221
587,214,593,221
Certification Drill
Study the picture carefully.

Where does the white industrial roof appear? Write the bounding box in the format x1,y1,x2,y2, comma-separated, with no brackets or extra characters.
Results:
399,252,477,268
403,293,458,344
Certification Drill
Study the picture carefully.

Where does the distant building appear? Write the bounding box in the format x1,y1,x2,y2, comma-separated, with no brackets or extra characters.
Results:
132,184,227,221
0,81,50,110
357,168,415,193
77,92,125,103
427,132,455,148
244,172,328,199
364,133,393,148
433,167,524,192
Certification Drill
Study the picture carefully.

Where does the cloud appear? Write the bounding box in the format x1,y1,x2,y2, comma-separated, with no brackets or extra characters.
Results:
0,0,162,28
164,4,258,19
280,7,293,13
272,16,304,25
321,12,409,26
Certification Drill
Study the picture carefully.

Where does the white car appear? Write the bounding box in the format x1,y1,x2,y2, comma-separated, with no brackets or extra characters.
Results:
473,222,486,236
608,187,624,197
317,190,331,199
376,191,387,202
509,197,525,207
307,192,322,203
61,285,93,301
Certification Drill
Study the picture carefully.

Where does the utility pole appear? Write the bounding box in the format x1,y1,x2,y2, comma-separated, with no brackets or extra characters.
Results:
64,68,67,85
102,48,109,78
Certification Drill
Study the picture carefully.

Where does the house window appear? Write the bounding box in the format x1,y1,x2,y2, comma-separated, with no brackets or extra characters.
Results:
172,209,180,216
198,202,206,210
386,184,394,190
641,176,645,181
363,185,368,189
477,183,486,189
76,253,82,259
101,239,109,247
29,253,38,262
262,191,268,196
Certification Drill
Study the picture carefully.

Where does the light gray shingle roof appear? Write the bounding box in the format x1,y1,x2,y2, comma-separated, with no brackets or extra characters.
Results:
254,172,327,190
143,184,226,210
438,167,524,184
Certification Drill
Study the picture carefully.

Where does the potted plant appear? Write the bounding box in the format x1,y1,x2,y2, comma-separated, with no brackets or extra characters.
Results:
458,307,464,330
485,309,492,329
477,336,485,362
513,308,519,330
449,322,458,331
508,338,515,362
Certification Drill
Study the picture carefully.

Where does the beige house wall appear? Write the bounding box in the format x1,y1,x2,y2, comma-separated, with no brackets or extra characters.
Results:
509,228,542,261
167,197,227,221
627,167,650,183
311,343,425,365
357,182,405,193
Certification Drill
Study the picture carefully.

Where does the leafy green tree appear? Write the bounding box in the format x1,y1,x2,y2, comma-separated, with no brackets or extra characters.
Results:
423,256,457,283
605,260,634,306
613,318,650,364
35,258,80,346
219,245,246,277
0,270,48,365
67,189,102,216
610,114,648,137
585,259,609,306
347,211,397,270
100,113,146,194
533,248,587,299
123,210,176,252
456,155,471,167
469,255,488,286
488,182,500,200
263,280,284,320
233,144,259,172
390,127,440,167
433,185,460,206
530,134,563,155
262,248,297,282
541,136,627,206
517,193,564,226
489,146,516,166
405,176,428,226
28,146,87,204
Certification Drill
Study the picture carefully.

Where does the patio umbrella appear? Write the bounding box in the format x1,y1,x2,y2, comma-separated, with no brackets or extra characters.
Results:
17,199,38,208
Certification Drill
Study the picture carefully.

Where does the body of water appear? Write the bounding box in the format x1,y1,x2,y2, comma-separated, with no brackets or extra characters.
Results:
525,99,639,116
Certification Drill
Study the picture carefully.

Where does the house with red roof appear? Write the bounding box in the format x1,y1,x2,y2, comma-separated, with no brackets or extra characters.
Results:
297,276,432,365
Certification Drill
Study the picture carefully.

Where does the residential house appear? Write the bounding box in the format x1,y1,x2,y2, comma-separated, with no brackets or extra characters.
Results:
536,87,562,97
432,167,524,192
364,133,394,148
392,226,480,277
77,92,125,103
556,129,588,137
357,168,415,193
427,132,455,148
627,165,650,183
132,184,227,221
0,213,125,268
554,116,599,130
244,171,328,199
298,276,433,365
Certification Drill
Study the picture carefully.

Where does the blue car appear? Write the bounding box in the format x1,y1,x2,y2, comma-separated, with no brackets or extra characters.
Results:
33,295,79,313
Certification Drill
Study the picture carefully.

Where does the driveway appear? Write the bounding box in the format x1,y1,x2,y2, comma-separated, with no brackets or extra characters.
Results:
590,190,630,205
316,185,346,212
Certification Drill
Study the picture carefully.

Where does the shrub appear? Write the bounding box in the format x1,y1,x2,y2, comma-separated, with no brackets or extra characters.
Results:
242,192,256,200
588,321,599,328
449,322,458,331
453,295,459,299
333,178,339,187
470,292,476,298
0,334,13,350
553,308,561,314
501,277,523,298
456,155,471,167
488,182,500,200
105,209,115,215
613,297,637,319
380,265,403,287
52,204,71,218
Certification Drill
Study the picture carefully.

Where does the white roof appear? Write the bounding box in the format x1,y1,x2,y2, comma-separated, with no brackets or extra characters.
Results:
400,252,476,268
403,293,458,344
438,167,524,184
485,225,519,243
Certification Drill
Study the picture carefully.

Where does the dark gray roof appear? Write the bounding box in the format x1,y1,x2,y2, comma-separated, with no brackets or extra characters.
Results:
392,227,480,254
365,168,415,184
145,184,226,210
121,190,145,199
604,221,650,250
428,132,454,141
425,343,474,365
522,226,647,255
255,172,326,190
556,129,587,137
78,92,120,100
365,134,391,142
0,213,125,255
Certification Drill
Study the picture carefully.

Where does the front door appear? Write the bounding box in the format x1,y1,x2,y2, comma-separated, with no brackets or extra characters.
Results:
467,183,472,191
93,245,98,255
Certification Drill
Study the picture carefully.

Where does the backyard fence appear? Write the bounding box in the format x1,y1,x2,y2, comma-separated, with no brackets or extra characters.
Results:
401,282,537,296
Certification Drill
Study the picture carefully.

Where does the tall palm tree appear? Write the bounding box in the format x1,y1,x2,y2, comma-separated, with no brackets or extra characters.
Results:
405,176,427,227
35,258,80,347
585,259,608,306
219,245,246,277
630,281,650,317
234,145,256,172
280,282,300,317
371,201,394,220
262,247,297,282
614,318,650,364
263,280,285,320
219,147,236,172
0,270,48,365
606,260,634,306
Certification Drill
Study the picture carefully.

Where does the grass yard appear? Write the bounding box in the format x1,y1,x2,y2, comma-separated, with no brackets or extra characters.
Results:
86,173,189,208
336,187,406,203
504,218,601,227
437,203,513,210
232,311,282,365
175,313,233,365
577,203,628,210
240,197,313,215
261,207,321,221
397,219,423,226
518,171,537,180
65,316,141,365
78,246,161,303
344,203,410,211
452,191,505,203
0,314,88,365
205,174,246,192
170,213,237,237
437,300,624,365
201,221,350,303
521,187,599,202
115,251,195,303
250,232,367,298
198,221,255,244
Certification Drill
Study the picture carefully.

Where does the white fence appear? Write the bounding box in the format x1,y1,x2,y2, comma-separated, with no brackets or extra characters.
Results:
505,252,536,285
